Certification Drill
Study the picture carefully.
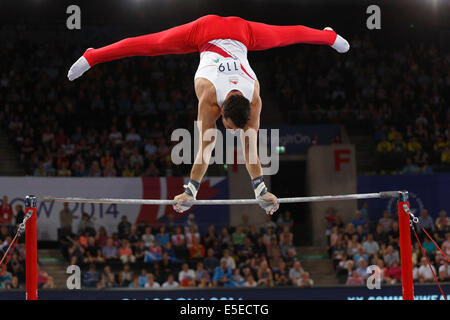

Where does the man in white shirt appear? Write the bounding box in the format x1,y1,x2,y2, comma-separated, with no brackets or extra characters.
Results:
144,274,161,288
220,249,236,270
162,274,180,288
178,263,196,285
417,257,436,282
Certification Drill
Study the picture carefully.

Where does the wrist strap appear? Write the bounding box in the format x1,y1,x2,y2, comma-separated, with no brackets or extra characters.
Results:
184,179,200,199
252,176,268,198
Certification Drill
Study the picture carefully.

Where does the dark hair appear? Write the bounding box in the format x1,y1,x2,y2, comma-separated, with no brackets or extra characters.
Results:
222,94,251,129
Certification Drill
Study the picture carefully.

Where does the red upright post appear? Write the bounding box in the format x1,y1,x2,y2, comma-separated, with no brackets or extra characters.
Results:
397,200,414,300
25,195,38,300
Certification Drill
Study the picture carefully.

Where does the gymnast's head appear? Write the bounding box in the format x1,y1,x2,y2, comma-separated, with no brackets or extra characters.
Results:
221,91,251,131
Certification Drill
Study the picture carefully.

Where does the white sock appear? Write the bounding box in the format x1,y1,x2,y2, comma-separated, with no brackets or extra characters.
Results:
67,55,91,81
324,27,350,53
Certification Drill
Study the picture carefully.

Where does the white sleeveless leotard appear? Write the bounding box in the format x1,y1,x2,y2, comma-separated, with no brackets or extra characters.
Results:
194,39,257,107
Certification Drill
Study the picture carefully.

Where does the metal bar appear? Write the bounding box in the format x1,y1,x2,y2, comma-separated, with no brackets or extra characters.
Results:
42,191,401,206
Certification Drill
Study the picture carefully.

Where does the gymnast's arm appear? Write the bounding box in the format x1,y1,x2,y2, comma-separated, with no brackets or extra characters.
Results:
173,81,221,213
241,84,279,215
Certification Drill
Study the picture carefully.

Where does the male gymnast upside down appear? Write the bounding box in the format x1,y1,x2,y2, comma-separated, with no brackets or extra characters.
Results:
68,14,350,215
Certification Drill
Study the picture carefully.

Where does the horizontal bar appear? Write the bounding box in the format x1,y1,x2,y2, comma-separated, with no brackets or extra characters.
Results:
42,191,402,206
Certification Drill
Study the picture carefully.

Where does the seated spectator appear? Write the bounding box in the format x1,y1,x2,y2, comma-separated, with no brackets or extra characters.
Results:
77,213,96,236
417,209,435,234
101,265,117,288
37,266,55,289
185,214,198,230
438,260,450,281
203,225,218,249
351,210,367,229
277,210,294,230
378,211,394,233
0,269,12,289
346,234,361,257
194,262,210,284
362,234,380,256
197,274,212,288
156,225,170,246
262,228,276,247
84,236,105,264
435,210,449,236
422,238,436,256
220,249,236,270
102,238,119,261
231,225,246,247
353,247,368,264
162,274,179,289
68,238,85,265
118,264,133,287
442,233,450,257
84,264,101,288
142,226,155,247
262,215,277,231
346,270,364,286
9,276,21,289
95,226,109,247
189,237,205,261
203,248,219,273
375,259,391,285
355,225,367,242
145,273,161,288
232,268,244,287
376,137,392,153
212,260,233,287
178,263,195,287
239,213,251,233
383,245,400,267
297,272,314,288
128,225,140,246
279,225,293,246
119,239,136,264
256,260,274,287
272,260,290,286
185,225,200,249
219,227,232,247
400,157,420,174
243,274,258,287
288,261,304,284
355,260,369,280
162,242,177,260
138,269,149,288
416,257,436,283
118,216,132,239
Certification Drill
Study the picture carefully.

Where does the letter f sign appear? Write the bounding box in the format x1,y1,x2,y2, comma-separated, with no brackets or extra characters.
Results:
334,149,351,171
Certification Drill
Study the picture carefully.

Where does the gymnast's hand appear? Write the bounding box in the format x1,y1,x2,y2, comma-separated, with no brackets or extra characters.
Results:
258,192,279,216
173,192,194,213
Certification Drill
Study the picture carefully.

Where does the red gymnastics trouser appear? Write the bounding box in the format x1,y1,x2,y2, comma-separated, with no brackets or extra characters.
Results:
84,15,337,67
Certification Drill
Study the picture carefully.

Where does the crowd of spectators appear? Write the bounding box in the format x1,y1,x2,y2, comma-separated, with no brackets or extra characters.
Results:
0,196,55,289
0,26,448,176
325,201,450,286
57,205,314,289
266,34,450,174
0,25,198,177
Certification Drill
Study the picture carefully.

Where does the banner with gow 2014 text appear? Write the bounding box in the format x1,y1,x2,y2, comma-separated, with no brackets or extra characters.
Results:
0,177,229,240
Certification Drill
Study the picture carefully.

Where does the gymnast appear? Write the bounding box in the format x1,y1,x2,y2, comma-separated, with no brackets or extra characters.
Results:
68,15,350,215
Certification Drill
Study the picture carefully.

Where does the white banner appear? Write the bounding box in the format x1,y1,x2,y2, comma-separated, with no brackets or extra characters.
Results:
0,177,142,240
0,176,229,241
